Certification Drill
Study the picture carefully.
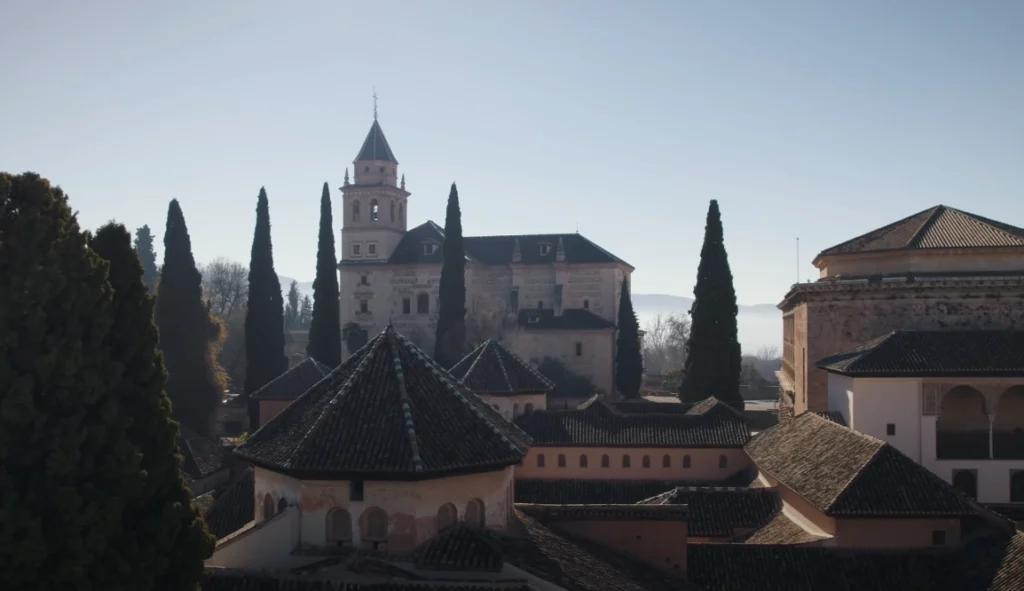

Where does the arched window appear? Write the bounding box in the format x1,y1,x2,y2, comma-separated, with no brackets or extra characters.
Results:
525,403,534,414
277,498,288,513
352,200,361,222
364,507,388,541
417,293,430,314
465,498,485,528
370,199,379,221
558,454,566,467
662,455,671,468
579,454,588,468
642,455,651,468
601,454,610,468
390,200,395,222
262,494,274,520
1012,471,1024,503
683,455,691,468
622,455,631,468
326,508,352,544
718,455,728,469
537,453,545,467
583,299,590,310
437,503,457,530
952,470,978,499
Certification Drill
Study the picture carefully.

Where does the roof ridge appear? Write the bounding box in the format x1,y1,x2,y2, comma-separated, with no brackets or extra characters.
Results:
460,341,492,385
493,339,555,390
809,416,887,511
490,342,516,393
906,205,947,248
387,328,425,472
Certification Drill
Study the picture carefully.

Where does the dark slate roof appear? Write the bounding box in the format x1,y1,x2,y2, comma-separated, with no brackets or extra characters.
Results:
412,524,504,572
354,119,397,163
609,400,691,414
358,222,631,268
449,340,554,395
817,330,1024,378
816,205,1024,260
205,570,530,591
514,397,749,448
743,511,829,545
518,503,689,522
514,473,756,504
812,410,847,426
516,309,616,331
249,357,332,400
179,424,229,481
745,412,976,517
200,467,255,540
235,326,531,480
637,487,781,538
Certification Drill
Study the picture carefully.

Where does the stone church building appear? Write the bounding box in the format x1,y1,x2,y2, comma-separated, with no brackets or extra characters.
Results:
336,117,633,394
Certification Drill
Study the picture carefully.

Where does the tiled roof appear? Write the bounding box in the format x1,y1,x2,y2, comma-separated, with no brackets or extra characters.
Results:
200,467,255,540
518,503,689,522
412,524,504,572
516,309,616,331
742,511,829,545
359,221,630,267
449,340,554,395
514,397,749,448
745,412,976,517
817,330,1024,378
235,326,531,479
609,400,691,414
205,570,530,591
179,424,229,481
816,205,1024,260
812,411,847,426
249,357,331,400
354,119,398,163
638,487,781,538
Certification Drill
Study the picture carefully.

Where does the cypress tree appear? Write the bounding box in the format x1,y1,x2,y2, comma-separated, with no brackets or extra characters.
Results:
307,182,342,367
434,183,466,368
0,173,138,589
155,199,227,436
243,187,287,425
134,224,159,290
679,200,743,410
615,277,644,399
285,280,300,330
90,222,214,591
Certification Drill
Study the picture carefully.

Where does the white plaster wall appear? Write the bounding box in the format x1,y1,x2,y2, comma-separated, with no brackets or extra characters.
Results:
826,373,854,428
481,393,547,421
254,466,303,517
505,329,615,394
207,509,300,569
918,415,1024,503
842,377,922,462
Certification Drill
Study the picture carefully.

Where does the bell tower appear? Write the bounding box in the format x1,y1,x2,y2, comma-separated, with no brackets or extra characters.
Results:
340,101,410,262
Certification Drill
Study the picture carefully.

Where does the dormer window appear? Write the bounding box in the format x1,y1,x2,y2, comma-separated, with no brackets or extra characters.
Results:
539,243,552,256
527,314,540,324
423,243,438,255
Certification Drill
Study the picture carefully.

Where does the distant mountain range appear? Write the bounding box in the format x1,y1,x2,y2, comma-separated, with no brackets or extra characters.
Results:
278,280,781,352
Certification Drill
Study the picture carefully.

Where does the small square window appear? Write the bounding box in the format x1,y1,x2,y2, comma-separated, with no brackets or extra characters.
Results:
932,530,946,546
352,244,361,256
402,298,411,314
886,423,896,436
423,243,437,255
368,244,376,255
583,299,590,310
359,300,369,313
350,480,364,501
575,342,583,356
539,243,551,256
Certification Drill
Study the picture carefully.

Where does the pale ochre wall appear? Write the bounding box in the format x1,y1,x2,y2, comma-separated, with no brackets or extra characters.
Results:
516,446,750,481
206,508,300,569
480,393,547,421
817,250,1024,279
505,328,616,394
257,400,293,427
834,518,961,549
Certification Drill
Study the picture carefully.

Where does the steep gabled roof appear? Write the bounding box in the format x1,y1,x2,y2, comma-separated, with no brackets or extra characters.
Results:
197,468,255,540
354,119,397,163
235,325,531,480
638,486,781,538
817,330,1024,378
746,412,976,517
815,205,1024,262
178,424,229,481
449,340,554,395
249,357,332,401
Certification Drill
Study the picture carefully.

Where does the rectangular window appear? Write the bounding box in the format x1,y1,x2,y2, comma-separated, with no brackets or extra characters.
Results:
719,455,728,469
931,530,946,546
350,480,364,502
368,244,376,255
886,423,895,436
352,243,361,256
510,287,519,313
359,299,369,313
683,455,691,468
575,342,583,356
402,298,411,315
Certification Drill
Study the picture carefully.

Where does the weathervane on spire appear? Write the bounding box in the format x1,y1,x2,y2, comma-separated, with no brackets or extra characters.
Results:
373,87,378,121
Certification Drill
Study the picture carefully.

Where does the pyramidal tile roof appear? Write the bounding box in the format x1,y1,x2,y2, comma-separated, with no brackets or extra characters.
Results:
354,119,398,163
449,340,554,395
234,325,531,480
816,205,1024,261
249,357,331,401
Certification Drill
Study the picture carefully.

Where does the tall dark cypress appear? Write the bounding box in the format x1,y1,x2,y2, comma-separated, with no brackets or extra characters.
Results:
615,277,644,399
243,187,288,426
134,224,159,290
307,182,342,367
90,222,214,591
434,182,466,368
155,199,227,436
679,200,743,410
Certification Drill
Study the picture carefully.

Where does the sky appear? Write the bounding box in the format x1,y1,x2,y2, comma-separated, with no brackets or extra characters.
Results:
2,1,1022,306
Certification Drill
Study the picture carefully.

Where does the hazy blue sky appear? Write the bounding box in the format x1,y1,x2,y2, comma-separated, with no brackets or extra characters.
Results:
3,1,1022,305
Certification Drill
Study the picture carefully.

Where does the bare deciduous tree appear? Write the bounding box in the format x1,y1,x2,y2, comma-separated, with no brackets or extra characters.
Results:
201,257,248,320
756,345,780,362
642,313,690,375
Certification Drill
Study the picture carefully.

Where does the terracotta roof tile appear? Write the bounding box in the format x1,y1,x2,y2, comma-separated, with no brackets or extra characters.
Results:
817,330,1024,377
742,512,829,545
745,413,976,517
235,326,530,479
449,340,553,395
412,524,504,572
249,357,331,401
812,411,847,426
517,503,689,522
201,467,255,540
637,487,781,537
179,424,229,480
514,398,749,448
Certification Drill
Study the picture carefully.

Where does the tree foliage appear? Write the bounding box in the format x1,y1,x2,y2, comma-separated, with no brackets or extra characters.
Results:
243,188,288,423
642,313,690,375
307,182,342,367
615,278,644,399
155,199,227,436
201,257,248,390
134,224,159,290
284,280,300,330
434,183,466,367
299,294,313,329
90,222,215,590
679,200,742,409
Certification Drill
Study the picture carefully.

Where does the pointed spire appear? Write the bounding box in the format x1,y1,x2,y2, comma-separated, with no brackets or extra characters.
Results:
556,237,565,262
512,238,522,263
354,120,397,164
400,174,406,191
373,87,378,121
344,168,350,186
